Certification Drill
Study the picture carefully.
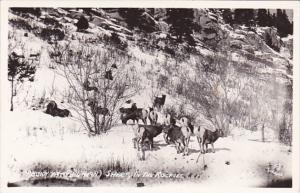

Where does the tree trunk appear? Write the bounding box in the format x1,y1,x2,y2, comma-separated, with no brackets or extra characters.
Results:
82,96,93,133
10,79,14,111
261,123,265,142
95,114,100,134
102,78,108,133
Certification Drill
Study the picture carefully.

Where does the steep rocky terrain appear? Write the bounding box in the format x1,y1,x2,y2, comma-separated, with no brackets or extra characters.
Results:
5,8,293,187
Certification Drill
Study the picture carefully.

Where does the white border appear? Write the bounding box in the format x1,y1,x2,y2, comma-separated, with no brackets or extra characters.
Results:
0,1,299,193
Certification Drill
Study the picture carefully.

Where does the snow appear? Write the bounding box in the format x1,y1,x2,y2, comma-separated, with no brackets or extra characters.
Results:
142,12,159,25
6,110,291,187
196,47,214,56
99,17,132,34
231,53,246,63
229,31,245,40
256,28,265,36
4,8,294,187
69,9,83,13
207,12,218,22
263,39,293,65
159,33,167,39
282,34,293,42
56,8,69,15
239,25,249,30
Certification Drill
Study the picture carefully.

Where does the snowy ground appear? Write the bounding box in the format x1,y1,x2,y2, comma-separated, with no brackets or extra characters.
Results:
4,9,293,187
6,110,292,187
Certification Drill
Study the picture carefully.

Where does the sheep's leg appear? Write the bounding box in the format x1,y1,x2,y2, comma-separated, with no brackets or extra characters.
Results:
174,141,180,154
182,139,186,155
178,140,184,153
184,139,187,156
185,137,190,156
132,138,137,149
150,138,154,150
180,137,185,153
141,149,145,161
177,142,182,153
163,133,169,144
211,143,215,153
183,138,188,156
181,142,185,153
205,144,208,153
137,139,141,151
197,137,203,153
202,143,206,154
138,138,142,151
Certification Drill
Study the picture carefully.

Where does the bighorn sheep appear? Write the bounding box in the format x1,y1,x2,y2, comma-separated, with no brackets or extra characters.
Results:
45,100,71,118
162,125,185,154
202,128,224,153
87,100,109,116
148,109,158,125
121,108,148,124
132,124,163,151
153,94,166,109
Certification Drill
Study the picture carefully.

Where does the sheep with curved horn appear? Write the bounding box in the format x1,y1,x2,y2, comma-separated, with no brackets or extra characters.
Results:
153,94,166,110
87,100,109,116
83,79,98,92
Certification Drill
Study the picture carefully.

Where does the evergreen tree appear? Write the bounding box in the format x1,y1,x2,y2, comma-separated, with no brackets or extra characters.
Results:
222,9,233,25
8,53,36,111
76,16,89,32
10,8,41,17
233,9,255,26
284,10,293,35
256,9,268,26
118,8,156,33
119,8,144,29
288,21,293,35
275,9,292,37
271,13,277,27
166,8,195,43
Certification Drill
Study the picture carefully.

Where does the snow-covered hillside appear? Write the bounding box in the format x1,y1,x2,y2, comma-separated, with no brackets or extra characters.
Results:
4,8,293,187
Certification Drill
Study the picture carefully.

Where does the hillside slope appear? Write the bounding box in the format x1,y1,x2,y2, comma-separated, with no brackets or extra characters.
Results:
5,8,293,187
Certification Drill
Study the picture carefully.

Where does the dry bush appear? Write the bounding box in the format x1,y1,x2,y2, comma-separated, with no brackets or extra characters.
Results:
9,18,38,32
57,43,139,134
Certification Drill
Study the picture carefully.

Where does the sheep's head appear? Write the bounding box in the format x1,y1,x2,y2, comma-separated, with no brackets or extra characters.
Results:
162,124,172,134
119,107,125,113
218,129,225,137
102,108,109,116
121,115,128,124
87,100,96,107
131,103,137,110
63,109,70,117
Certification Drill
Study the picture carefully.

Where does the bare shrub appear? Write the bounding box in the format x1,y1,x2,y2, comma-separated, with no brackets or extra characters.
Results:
9,18,37,32
57,43,139,134
163,104,177,118
102,32,128,51
157,74,168,89
40,27,65,42
180,52,245,135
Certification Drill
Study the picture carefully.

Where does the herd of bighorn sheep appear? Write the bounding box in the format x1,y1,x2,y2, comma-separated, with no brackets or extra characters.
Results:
120,94,225,159
44,93,224,159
